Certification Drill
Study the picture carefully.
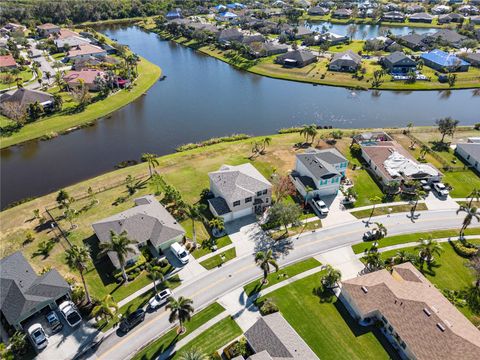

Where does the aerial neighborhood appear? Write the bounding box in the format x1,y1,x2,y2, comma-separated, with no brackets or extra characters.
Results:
0,1,480,360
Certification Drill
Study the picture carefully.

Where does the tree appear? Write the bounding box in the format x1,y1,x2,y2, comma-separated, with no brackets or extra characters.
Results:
53,94,63,111
321,265,342,289
457,205,480,238
149,173,165,196
87,186,97,206
268,202,302,234
65,245,92,303
166,296,194,334
27,101,43,122
419,144,429,160
260,137,272,153
415,236,443,264
98,230,138,282
56,189,73,209
146,263,164,295
92,294,118,323
436,117,459,144
141,153,159,177
209,217,225,232
64,208,78,229
366,195,382,225
409,187,426,219
467,188,480,207
347,24,358,41
255,249,279,284
177,348,207,360
185,203,207,247
362,246,384,271
33,208,40,219
300,124,318,144
373,222,387,240
372,69,386,88
70,78,91,110
447,73,456,87
272,174,296,202
9,331,28,356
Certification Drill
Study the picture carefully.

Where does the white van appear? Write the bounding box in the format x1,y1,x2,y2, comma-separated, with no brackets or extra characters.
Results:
170,242,189,265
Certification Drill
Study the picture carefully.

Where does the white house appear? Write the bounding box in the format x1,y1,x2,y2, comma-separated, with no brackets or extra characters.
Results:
455,143,480,172
208,163,272,222
291,148,348,198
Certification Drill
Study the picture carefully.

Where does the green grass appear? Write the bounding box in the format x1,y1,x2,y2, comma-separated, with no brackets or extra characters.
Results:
192,235,232,259
328,40,366,53
199,247,236,270
260,272,398,360
243,258,321,297
131,302,226,360
350,203,428,219
352,228,480,254
443,170,480,198
0,68,34,90
172,316,242,359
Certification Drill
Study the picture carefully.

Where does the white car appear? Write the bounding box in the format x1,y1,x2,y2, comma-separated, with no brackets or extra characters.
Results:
59,301,82,327
28,324,48,350
148,289,172,309
420,180,431,192
312,199,329,216
433,182,449,197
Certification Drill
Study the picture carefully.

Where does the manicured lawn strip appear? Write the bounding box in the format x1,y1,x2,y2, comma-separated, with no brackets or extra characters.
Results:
0,68,34,90
350,203,428,219
1,56,161,148
443,170,480,198
199,248,236,270
352,228,480,254
131,302,225,360
270,220,322,240
243,258,321,297
192,235,232,259
260,272,398,360
172,316,242,359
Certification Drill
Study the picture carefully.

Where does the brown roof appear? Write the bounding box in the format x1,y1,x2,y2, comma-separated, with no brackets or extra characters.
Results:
37,23,59,30
63,69,106,85
0,54,17,68
55,28,79,39
362,142,416,181
342,263,480,360
67,44,105,58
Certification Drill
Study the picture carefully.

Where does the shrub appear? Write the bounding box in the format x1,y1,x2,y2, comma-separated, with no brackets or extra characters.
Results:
209,352,222,360
158,258,169,268
176,134,250,152
113,255,146,280
259,298,279,315
449,240,479,257
475,123,480,130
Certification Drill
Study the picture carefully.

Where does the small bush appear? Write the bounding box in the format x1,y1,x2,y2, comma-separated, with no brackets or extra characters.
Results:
450,240,479,257
260,298,279,315
475,123,480,130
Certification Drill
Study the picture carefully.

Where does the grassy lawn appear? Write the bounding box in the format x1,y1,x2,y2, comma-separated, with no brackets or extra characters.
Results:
172,316,242,359
270,219,322,240
0,68,34,90
191,235,232,259
352,227,480,254
1,56,161,148
350,203,428,219
52,52,65,60
260,272,398,360
443,170,480,198
328,40,366,53
243,258,321,297
199,247,236,270
131,302,225,360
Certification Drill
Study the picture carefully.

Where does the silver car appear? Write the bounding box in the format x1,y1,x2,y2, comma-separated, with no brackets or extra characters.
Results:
28,323,48,350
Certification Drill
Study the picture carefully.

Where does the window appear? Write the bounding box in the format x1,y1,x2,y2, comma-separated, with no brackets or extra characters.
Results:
245,197,252,203
262,189,267,195
257,191,262,196
233,200,240,207
266,198,269,203
381,316,387,324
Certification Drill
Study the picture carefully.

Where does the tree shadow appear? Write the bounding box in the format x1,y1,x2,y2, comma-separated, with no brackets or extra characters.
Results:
84,234,117,287
312,286,336,304
333,299,371,337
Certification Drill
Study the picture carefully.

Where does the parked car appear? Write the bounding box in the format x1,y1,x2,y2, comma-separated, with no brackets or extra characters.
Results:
312,199,329,216
171,242,189,265
433,182,449,197
420,180,431,192
45,311,63,333
363,229,380,241
28,324,48,350
119,309,146,333
148,289,172,309
59,301,82,327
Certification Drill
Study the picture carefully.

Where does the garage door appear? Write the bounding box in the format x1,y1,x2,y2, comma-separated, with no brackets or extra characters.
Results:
231,206,254,220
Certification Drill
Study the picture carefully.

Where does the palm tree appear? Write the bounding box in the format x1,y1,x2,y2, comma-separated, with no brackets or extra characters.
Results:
92,294,118,323
255,249,279,285
374,222,387,239
208,217,225,233
141,153,159,177
178,349,207,360
65,245,92,304
415,236,443,264
185,203,207,247
467,188,480,207
406,122,414,133
166,296,194,334
457,205,480,238
98,230,138,282
395,249,409,263
261,137,272,153
300,124,318,144
366,195,382,225
409,188,426,220
362,249,383,271
321,265,342,289
146,263,164,295
419,144,429,160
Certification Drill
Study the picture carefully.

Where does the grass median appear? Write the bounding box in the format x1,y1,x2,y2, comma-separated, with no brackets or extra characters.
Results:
350,203,428,219
199,247,236,270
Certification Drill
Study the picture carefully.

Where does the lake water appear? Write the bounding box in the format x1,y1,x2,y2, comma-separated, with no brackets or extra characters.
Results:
1,25,478,209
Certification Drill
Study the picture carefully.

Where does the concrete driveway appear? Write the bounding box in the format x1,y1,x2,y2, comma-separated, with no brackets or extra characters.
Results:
315,246,365,280
225,215,268,256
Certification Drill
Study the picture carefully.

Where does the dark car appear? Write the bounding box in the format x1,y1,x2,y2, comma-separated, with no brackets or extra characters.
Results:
119,309,145,333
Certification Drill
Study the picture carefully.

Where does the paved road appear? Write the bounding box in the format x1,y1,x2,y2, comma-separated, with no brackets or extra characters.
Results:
25,39,57,89
87,209,473,360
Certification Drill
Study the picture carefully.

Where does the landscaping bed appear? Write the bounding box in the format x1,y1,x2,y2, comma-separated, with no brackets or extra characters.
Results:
350,203,428,219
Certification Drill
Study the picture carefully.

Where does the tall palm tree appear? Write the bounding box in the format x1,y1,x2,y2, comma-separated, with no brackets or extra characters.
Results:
374,222,387,239
419,144,429,160
457,205,480,238
146,263,164,295
141,153,159,177
65,245,92,304
185,203,207,247
98,230,138,282
261,137,272,153
300,124,318,144
409,187,426,219
366,195,382,225
415,236,443,264
177,348,207,360
92,294,118,323
166,296,194,334
321,265,342,289
208,217,225,232
255,249,279,285
467,188,480,207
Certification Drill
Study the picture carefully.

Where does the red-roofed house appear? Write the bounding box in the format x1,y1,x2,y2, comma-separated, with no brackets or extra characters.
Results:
63,69,106,91
65,44,107,61
0,54,17,70
36,23,61,36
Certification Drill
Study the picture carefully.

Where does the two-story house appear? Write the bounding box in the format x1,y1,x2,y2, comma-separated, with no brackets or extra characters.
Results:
208,163,272,222
291,148,348,198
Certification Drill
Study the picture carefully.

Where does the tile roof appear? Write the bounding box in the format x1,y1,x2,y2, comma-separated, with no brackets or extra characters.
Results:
0,54,17,67
342,263,480,360
67,43,106,58
37,23,59,30
63,69,106,85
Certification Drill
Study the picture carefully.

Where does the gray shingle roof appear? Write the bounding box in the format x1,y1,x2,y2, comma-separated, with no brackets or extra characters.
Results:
330,50,362,66
0,252,70,326
92,195,184,267
384,51,416,66
297,148,346,180
276,50,316,64
456,143,480,161
0,88,54,109
209,197,231,215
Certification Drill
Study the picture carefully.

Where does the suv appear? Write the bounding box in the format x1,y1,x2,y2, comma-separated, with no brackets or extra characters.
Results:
46,311,63,334
363,230,380,241
59,301,82,327
119,309,145,333
312,199,329,216
28,324,48,351
148,289,172,309
433,182,449,197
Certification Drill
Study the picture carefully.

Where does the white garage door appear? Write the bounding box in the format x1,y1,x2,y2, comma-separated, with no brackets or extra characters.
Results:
231,206,254,221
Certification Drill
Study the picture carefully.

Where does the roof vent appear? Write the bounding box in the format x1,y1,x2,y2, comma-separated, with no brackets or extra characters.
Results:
361,286,368,294
444,320,451,327
431,306,438,313
436,323,446,332
423,308,431,316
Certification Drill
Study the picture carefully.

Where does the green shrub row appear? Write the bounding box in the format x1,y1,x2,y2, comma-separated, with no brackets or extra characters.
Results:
175,134,250,152
449,240,479,258
113,254,147,280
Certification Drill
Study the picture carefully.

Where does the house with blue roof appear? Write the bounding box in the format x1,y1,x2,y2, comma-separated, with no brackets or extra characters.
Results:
166,8,183,20
227,3,246,10
420,49,470,72
214,4,228,12
215,11,239,21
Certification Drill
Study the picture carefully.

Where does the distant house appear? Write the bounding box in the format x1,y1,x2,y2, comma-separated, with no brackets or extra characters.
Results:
208,163,272,222
218,28,244,43
36,23,61,36
431,5,452,14
275,49,317,68
340,262,480,360
455,143,480,172
65,43,107,61
406,5,425,14
248,41,288,58
332,8,352,19
408,12,434,23
420,49,470,72
63,69,107,91
0,252,70,330
227,3,246,10
244,313,320,360
291,148,348,198
92,195,185,268
285,25,314,39
471,15,480,25
0,54,17,70
329,50,361,72
382,11,406,22
54,35,91,50
438,13,464,24
320,32,348,45
398,33,428,50
426,29,467,48
0,89,54,119
216,11,239,21
166,8,183,20
461,52,480,67
54,28,80,40
308,6,330,16
382,51,417,74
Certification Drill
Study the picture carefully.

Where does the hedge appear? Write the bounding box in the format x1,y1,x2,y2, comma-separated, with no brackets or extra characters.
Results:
449,240,479,258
